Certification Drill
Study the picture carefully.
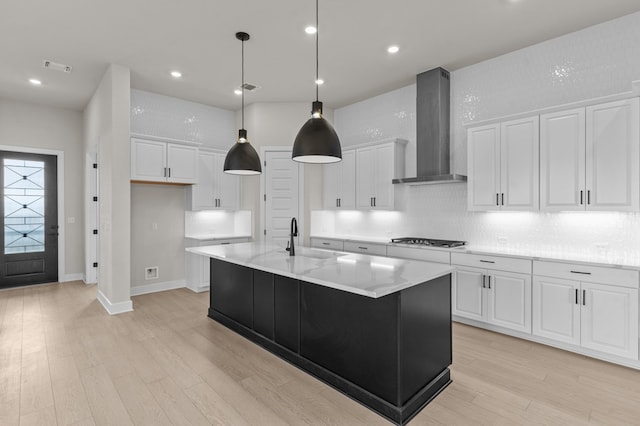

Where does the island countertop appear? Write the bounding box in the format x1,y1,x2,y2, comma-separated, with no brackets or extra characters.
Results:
187,241,453,298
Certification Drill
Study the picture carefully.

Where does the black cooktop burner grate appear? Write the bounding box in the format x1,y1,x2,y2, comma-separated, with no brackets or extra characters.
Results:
390,237,466,248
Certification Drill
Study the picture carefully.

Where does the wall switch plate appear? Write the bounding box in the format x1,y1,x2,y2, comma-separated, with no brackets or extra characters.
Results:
152,223,158,230
67,217,75,224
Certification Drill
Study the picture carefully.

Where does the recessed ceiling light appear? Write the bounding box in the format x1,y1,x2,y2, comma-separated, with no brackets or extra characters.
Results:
305,26,317,34
29,79,42,86
234,89,243,95
387,45,399,54
170,71,182,78
315,79,324,85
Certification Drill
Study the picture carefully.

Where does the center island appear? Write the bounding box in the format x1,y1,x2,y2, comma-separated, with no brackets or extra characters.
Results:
187,242,454,425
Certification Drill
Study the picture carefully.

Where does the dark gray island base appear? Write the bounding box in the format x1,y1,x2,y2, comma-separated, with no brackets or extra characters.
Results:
208,257,452,425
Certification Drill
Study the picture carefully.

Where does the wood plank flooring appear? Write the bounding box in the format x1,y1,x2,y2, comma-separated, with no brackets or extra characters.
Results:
2,281,640,425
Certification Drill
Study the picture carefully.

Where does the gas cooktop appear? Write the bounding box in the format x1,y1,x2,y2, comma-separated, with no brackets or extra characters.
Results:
390,237,466,248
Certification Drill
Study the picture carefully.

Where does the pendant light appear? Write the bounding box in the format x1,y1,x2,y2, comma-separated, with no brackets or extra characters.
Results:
292,0,342,163
224,32,262,175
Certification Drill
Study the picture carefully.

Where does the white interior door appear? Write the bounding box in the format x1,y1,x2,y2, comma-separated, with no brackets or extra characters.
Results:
264,150,300,248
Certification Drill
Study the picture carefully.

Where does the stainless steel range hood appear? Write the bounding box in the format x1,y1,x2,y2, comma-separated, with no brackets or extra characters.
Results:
393,67,466,185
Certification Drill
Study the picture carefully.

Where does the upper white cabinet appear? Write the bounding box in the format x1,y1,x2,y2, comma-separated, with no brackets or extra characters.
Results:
188,149,240,211
355,139,406,210
131,137,198,184
323,150,356,209
467,116,539,211
540,98,639,211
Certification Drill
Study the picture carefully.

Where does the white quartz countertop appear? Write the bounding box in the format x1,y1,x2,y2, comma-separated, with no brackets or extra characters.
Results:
185,234,252,241
186,242,453,298
310,235,640,270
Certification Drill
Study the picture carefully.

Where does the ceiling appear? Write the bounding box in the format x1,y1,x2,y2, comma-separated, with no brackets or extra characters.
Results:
2,0,640,112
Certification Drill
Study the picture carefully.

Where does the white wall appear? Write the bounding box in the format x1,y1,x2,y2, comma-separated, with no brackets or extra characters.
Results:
0,99,84,279
83,64,132,310
322,11,640,265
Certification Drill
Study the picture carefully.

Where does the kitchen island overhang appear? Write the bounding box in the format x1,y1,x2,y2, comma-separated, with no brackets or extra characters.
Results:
187,242,453,425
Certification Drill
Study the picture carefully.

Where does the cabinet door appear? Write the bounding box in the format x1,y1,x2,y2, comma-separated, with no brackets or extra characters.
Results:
487,271,532,333
586,98,640,211
339,150,356,209
191,151,216,210
532,276,580,345
323,159,341,209
468,124,500,211
500,117,539,211
215,153,240,210
372,144,395,209
581,282,638,359
540,108,586,211
131,139,166,182
356,146,375,209
167,143,198,184
452,267,486,321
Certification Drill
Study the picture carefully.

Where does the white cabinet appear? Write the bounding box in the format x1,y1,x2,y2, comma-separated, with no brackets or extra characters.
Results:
323,150,356,209
188,150,240,211
355,139,406,210
310,237,344,251
185,237,250,292
386,245,451,264
131,137,198,184
468,116,539,211
533,260,639,359
452,253,532,333
540,98,639,211
343,241,387,256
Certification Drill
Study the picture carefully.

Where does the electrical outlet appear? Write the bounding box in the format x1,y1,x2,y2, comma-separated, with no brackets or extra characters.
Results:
497,237,508,245
145,266,159,280
152,223,158,231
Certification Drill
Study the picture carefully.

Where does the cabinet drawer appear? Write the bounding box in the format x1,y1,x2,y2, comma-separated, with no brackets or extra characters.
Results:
310,238,344,251
343,241,387,256
451,252,531,274
533,261,639,288
198,237,250,247
387,245,450,264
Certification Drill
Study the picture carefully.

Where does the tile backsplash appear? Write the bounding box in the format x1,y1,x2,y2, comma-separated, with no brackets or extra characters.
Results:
323,11,640,263
130,89,235,149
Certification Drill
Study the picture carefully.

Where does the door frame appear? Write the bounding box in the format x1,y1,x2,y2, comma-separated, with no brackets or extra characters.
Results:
0,144,66,282
259,146,305,243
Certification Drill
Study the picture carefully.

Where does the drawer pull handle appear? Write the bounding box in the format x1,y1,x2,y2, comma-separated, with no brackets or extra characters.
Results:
322,242,330,245
570,270,591,275
220,242,230,245
479,260,495,264
482,275,486,288
583,289,586,306
575,288,578,305
358,246,368,250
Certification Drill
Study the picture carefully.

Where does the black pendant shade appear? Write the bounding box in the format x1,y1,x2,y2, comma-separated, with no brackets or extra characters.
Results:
224,31,262,175
292,0,342,164
223,129,262,175
292,101,341,163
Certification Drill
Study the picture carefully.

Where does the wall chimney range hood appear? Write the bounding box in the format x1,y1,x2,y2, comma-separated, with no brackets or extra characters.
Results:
393,67,466,185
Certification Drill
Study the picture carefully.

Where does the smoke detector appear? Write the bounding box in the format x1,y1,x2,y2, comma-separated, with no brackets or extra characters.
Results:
42,60,73,74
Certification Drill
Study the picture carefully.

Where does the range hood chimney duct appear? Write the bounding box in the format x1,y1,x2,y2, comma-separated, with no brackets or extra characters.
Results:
393,67,466,185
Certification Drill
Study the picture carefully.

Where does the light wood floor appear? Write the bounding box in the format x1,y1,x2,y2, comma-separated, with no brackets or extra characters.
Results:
2,282,640,425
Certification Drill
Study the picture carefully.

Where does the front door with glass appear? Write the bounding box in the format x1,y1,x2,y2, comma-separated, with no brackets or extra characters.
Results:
0,151,58,287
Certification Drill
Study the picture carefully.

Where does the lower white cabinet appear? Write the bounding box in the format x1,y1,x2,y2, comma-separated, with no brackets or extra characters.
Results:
343,241,387,256
452,253,532,334
310,237,344,251
185,237,250,292
533,261,639,360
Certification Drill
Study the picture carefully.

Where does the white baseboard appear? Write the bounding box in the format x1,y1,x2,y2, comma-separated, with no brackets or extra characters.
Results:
60,273,85,282
97,289,134,315
186,283,210,293
130,279,186,296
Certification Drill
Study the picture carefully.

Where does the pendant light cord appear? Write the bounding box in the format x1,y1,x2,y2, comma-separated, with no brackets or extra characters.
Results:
315,0,319,102
241,37,245,129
